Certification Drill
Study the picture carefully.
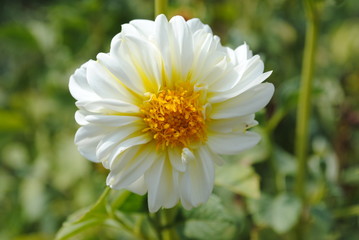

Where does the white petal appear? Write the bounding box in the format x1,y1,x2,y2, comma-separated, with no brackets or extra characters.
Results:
86,60,134,101
169,16,194,78
190,34,227,86
234,42,253,63
207,146,224,166
168,148,186,172
181,148,196,164
210,83,274,119
96,122,144,162
97,52,145,96
74,125,110,162
77,99,140,114
179,146,215,209
207,131,261,155
154,14,176,87
125,175,147,195
74,110,89,125
212,55,262,90
120,35,163,92
145,152,179,212
196,57,234,89
187,18,212,34
107,143,156,190
206,66,239,93
69,61,99,102
208,114,258,133
102,141,139,169
85,115,141,127
122,19,155,39
208,54,272,102
106,133,152,168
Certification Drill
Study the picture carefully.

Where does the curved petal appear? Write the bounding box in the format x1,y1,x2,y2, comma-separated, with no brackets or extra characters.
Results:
122,19,155,39
207,131,261,155
106,133,153,168
69,61,99,102
85,115,141,127
181,147,196,164
125,175,147,195
210,83,274,119
77,99,140,114
209,55,263,93
97,52,145,97
120,35,163,92
145,152,179,212
234,43,253,64
153,14,179,88
179,146,215,209
74,125,110,162
107,143,156,191
96,122,145,162
207,114,258,133
86,60,134,101
187,18,212,34
190,34,228,88
169,16,194,79
168,148,186,172
75,110,90,126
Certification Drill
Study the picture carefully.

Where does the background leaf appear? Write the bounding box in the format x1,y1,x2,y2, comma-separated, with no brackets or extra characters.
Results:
247,193,302,234
183,195,237,240
216,160,260,199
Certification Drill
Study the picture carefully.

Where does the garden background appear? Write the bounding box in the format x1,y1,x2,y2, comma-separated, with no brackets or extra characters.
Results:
0,0,358,239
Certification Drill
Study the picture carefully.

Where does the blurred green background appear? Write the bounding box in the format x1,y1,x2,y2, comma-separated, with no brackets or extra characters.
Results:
1,0,359,239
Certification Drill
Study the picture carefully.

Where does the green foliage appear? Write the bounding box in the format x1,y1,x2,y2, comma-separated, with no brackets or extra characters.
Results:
55,188,111,240
248,193,302,234
216,158,260,198
183,195,237,240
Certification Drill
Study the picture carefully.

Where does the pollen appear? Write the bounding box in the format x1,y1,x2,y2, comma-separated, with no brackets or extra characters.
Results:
141,85,206,150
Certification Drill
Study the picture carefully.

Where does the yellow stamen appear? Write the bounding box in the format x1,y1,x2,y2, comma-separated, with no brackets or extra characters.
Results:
141,85,206,150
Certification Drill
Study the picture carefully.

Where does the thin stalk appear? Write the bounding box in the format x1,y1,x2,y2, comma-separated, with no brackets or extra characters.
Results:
148,207,180,240
295,0,318,203
155,0,168,17
294,0,318,238
161,207,180,240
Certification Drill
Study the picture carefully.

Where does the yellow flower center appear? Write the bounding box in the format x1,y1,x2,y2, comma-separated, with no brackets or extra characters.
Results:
141,85,206,150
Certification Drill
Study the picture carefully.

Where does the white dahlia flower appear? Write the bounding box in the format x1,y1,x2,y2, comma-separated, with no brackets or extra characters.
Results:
69,14,274,212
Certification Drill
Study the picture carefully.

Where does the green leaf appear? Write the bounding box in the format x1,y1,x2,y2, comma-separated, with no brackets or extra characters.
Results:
113,211,158,240
183,195,237,240
55,187,110,240
118,193,147,213
270,194,302,234
247,194,273,226
110,190,148,213
247,193,302,234
55,215,105,240
215,162,260,198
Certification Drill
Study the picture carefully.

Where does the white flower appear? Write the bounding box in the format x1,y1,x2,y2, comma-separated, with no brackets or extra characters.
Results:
69,14,274,212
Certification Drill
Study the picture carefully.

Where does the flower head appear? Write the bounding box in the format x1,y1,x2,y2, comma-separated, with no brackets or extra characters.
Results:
69,14,274,212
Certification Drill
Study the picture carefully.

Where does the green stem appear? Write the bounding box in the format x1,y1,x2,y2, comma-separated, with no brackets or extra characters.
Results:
155,0,168,17
161,207,180,240
294,0,318,238
148,207,179,240
295,0,318,203
96,186,111,206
